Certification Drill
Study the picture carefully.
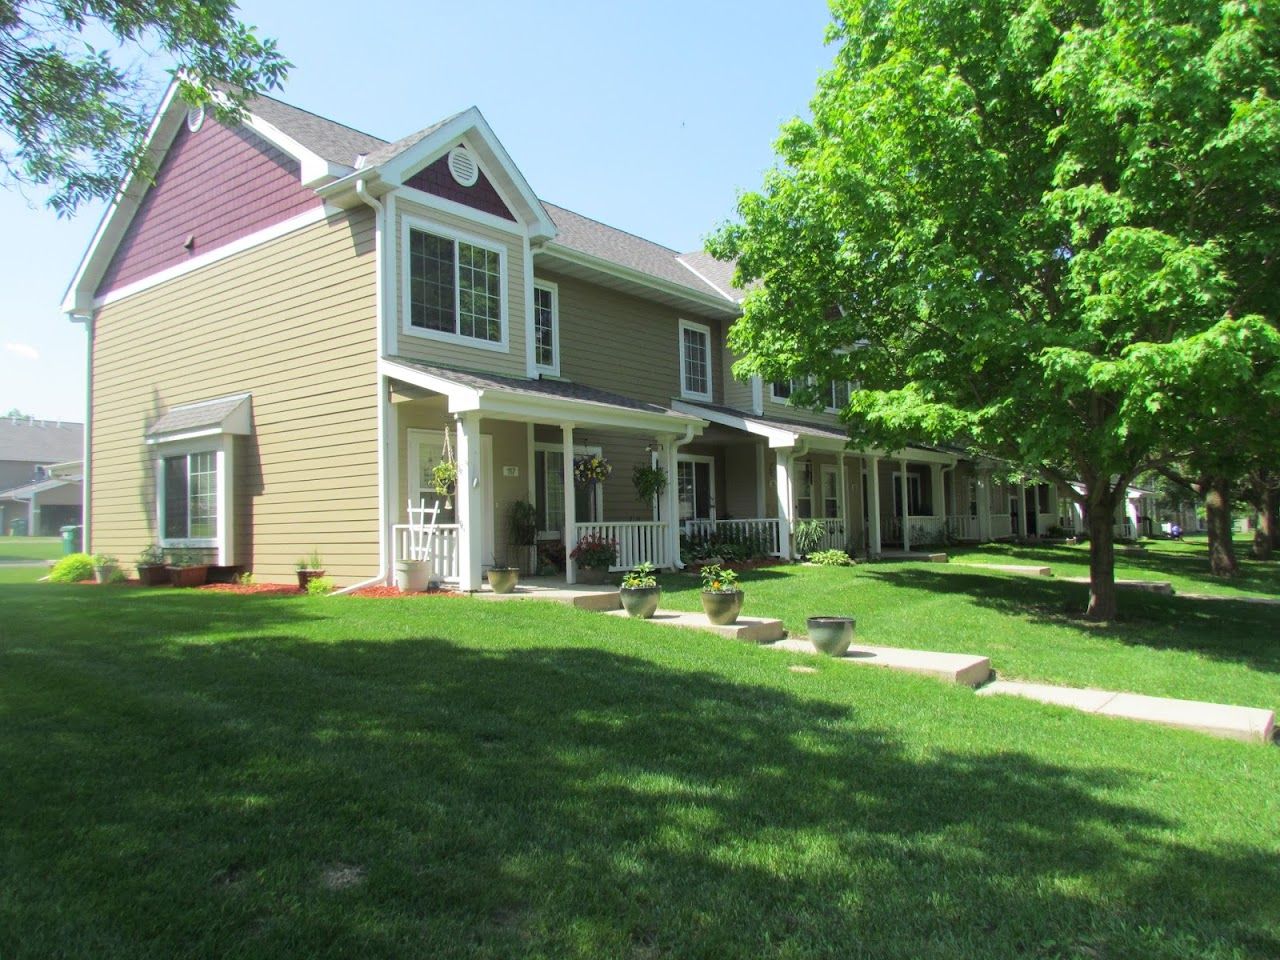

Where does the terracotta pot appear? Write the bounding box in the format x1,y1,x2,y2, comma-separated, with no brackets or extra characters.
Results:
486,567,520,594
167,565,209,588
296,569,326,591
700,590,744,625
807,616,855,656
620,585,661,619
136,564,169,587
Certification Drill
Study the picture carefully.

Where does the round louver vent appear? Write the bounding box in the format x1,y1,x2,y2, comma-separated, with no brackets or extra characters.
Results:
447,147,479,187
186,105,205,132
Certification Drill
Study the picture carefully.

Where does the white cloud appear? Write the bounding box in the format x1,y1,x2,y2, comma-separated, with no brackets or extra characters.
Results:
3,342,39,360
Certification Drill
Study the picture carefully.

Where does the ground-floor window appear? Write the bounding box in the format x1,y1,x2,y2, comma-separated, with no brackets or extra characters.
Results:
794,460,814,518
819,465,839,519
534,447,601,532
677,457,715,521
162,450,217,542
891,471,925,516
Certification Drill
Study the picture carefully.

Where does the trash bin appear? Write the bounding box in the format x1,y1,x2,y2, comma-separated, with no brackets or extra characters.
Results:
60,525,82,554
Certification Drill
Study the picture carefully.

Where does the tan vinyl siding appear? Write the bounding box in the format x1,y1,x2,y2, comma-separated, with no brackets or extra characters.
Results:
393,197,527,377
90,210,379,584
721,329,756,412
542,270,725,407
762,387,847,428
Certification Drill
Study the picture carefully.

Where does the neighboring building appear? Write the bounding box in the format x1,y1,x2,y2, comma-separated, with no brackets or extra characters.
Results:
62,86,1130,587
0,417,84,535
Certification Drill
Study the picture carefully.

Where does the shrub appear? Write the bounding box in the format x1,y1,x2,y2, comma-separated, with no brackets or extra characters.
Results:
48,552,95,583
306,576,335,595
809,549,855,566
792,519,826,557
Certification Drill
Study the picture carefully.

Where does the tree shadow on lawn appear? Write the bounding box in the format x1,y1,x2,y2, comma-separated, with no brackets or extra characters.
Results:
3,625,1277,959
866,567,1280,676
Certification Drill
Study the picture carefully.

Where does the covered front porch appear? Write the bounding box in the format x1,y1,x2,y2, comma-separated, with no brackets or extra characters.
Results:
381,357,708,588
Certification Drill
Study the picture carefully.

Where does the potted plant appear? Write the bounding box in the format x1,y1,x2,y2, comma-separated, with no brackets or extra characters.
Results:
619,562,661,618
807,616,855,656
394,555,431,592
136,544,169,586
699,563,744,625
632,464,667,512
166,549,210,588
432,459,458,508
92,553,120,584
296,549,326,591
508,500,538,574
570,533,618,585
486,562,520,594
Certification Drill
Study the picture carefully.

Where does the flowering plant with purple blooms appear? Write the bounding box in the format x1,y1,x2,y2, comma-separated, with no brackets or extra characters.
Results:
573,454,612,486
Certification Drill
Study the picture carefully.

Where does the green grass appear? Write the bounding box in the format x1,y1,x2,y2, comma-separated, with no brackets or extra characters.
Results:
946,535,1280,598
657,556,1280,708
1,582,1278,958
0,536,61,563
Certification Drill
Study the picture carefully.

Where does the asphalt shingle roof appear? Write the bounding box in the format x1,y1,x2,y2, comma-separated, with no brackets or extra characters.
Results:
241,91,387,167
146,394,250,439
0,418,83,464
679,401,852,443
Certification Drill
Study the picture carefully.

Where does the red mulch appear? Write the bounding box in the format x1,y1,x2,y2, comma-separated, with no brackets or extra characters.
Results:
348,585,464,599
197,582,301,596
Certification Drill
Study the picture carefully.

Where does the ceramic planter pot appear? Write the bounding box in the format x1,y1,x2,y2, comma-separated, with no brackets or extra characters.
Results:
296,569,326,591
807,616,855,656
136,564,169,587
701,590,744,625
620,585,661,619
93,563,119,584
167,565,209,588
486,567,520,594
577,565,607,585
394,559,431,593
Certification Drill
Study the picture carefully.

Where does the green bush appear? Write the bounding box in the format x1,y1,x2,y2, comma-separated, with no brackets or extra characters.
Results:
809,549,855,566
306,576,335,596
48,552,95,583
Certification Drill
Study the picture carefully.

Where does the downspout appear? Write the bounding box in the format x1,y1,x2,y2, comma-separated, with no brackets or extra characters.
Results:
70,313,94,551
336,177,391,595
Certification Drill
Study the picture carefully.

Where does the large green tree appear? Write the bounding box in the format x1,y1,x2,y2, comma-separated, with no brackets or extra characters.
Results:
0,1,289,214
711,0,1280,619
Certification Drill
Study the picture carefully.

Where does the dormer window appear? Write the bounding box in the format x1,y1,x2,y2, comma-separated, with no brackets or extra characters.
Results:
404,218,507,350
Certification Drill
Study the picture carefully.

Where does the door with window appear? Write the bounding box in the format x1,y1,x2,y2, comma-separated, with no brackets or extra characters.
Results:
677,456,716,522
534,445,603,537
819,465,840,519
407,429,493,565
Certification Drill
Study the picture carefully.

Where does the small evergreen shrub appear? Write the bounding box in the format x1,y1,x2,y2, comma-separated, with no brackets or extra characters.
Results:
809,549,855,566
48,553,95,583
306,576,335,595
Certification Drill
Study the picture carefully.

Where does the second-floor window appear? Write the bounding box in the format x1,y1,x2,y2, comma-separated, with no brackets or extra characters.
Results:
827,380,852,412
679,319,712,401
533,281,559,375
407,225,504,345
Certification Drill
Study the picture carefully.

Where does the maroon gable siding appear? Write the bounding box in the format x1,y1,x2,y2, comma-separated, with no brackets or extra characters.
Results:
404,149,516,222
97,120,320,296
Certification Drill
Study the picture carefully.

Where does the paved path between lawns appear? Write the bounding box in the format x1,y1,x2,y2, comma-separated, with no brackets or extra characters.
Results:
978,679,1275,744
1177,592,1280,606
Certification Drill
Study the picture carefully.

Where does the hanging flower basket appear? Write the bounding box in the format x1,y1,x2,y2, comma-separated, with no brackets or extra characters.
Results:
573,454,613,487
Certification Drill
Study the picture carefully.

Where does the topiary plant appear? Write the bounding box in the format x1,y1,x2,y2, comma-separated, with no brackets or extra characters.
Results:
48,552,95,583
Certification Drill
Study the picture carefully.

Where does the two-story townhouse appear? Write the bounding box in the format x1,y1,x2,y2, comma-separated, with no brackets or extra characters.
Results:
63,86,1109,589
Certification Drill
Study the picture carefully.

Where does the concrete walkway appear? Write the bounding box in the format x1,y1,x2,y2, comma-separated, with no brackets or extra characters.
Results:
878,550,948,563
1059,576,1174,595
978,679,1275,743
605,608,786,643
1178,592,1280,606
956,562,1053,576
771,637,991,687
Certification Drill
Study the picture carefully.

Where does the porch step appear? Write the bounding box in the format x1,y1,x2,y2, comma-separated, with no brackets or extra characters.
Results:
771,638,991,687
978,680,1276,744
958,562,1053,576
604,608,786,644
1060,577,1174,595
476,582,621,611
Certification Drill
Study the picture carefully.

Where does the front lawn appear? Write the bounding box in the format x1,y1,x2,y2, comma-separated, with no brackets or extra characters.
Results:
1,582,1278,959
656,559,1280,709
0,535,62,563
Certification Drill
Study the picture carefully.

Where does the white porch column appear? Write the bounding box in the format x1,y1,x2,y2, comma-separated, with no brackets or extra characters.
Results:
931,464,946,520
838,453,850,550
867,456,882,557
662,436,683,568
1017,481,1028,538
456,412,483,591
899,458,911,552
976,470,992,541
775,447,795,559
562,423,577,584
754,443,767,518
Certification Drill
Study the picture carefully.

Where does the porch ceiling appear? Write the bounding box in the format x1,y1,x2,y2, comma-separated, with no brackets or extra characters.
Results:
381,356,708,436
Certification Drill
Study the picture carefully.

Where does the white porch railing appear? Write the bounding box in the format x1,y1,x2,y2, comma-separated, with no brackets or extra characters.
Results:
574,521,672,570
1035,513,1057,535
906,515,947,545
947,515,980,541
684,518,785,558
810,518,846,552
393,523,461,581
990,513,1013,539
1114,519,1135,540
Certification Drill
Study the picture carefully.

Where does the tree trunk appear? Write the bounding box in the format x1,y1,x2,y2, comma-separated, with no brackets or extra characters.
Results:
1204,478,1238,577
1085,503,1118,621
1255,489,1276,561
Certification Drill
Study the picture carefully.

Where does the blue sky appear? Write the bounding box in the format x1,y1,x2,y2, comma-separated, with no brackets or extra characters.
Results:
0,0,834,422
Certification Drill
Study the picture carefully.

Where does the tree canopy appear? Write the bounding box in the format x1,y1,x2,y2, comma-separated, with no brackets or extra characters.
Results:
0,1,289,214
710,0,1280,618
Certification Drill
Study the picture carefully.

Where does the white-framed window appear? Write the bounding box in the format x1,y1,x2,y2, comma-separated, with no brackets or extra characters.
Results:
678,319,712,401
892,471,925,516
794,460,814,518
676,454,717,522
534,443,604,532
402,216,508,351
770,379,796,403
533,280,559,375
826,380,852,413
161,450,218,543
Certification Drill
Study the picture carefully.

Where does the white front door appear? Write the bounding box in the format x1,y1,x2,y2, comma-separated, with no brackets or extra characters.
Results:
676,456,716,521
407,428,493,566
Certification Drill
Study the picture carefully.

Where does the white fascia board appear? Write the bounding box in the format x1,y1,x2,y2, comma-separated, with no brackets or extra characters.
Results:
378,358,482,408
676,257,743,304
242,112,351,186
671,400,797,447
539,244,741,318
477,393,706,434
61,83,183,315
